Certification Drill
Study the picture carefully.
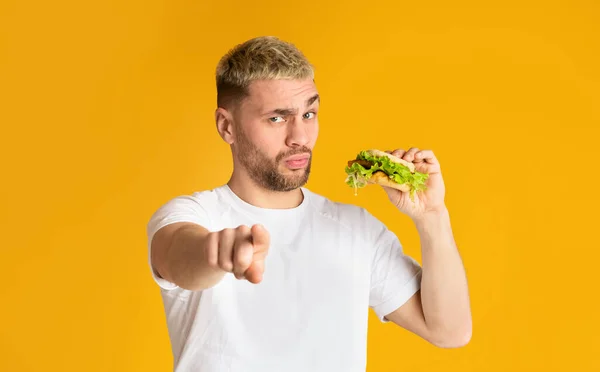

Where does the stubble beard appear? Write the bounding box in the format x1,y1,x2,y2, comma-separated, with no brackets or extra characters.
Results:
235,127,312,192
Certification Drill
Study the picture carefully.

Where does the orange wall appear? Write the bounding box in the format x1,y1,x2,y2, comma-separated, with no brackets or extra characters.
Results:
1,1,599,371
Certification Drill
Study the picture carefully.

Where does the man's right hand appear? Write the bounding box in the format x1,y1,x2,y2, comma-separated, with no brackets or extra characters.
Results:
204,224,271,284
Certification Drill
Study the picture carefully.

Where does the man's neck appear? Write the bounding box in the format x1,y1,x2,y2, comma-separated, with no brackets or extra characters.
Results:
227,175,304,210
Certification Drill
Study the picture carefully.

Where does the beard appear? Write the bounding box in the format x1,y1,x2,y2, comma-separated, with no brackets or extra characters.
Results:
234,127,312,192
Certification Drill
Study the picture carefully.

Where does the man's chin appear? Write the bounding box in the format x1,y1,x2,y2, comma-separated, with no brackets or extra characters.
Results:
279,171,310,190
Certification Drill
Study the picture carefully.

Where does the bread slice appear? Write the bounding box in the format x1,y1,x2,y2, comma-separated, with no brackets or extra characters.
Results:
367,171,411,192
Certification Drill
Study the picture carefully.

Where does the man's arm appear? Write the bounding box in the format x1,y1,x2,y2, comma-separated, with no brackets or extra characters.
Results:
384,208,472,348
151,222,271,290
151,222,226,291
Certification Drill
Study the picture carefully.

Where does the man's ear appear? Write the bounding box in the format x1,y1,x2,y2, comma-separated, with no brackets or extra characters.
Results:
215,107,234,144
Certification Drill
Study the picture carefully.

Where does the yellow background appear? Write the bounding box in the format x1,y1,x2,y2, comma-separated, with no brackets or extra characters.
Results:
2,0,599,371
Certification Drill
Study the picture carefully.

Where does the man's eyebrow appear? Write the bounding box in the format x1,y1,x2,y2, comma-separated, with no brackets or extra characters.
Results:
307,94,320,107
267,108,297,116
263,94,320,117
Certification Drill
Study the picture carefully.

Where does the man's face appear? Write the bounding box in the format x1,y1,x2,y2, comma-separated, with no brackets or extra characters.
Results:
231,78,320,192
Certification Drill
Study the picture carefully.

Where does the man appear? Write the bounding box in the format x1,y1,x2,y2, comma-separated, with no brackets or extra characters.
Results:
147,36,472,372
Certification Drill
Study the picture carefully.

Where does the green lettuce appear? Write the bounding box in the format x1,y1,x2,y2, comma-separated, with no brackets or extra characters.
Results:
344,150,429,199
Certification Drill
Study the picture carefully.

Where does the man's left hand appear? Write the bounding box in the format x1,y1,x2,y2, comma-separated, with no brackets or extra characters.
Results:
382,147,446,221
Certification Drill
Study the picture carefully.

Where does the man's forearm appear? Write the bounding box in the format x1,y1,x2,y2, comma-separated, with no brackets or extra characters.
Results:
415,208,472,346
166,225,226,291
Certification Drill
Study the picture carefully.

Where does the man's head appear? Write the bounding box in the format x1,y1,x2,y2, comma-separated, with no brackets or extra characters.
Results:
215,36,319,192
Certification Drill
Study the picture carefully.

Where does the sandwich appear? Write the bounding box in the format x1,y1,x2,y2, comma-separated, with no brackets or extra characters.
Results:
345,149,429,199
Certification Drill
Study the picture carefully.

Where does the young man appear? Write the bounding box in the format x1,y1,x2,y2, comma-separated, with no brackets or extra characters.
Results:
147,36,472,372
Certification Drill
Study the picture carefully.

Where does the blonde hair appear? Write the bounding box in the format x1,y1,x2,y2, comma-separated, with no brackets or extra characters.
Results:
216,36,315,108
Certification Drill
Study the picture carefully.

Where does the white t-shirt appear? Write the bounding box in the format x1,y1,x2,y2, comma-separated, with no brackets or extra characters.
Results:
146,185,422,372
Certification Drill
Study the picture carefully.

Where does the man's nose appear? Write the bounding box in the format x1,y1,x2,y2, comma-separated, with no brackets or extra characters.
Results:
286,118,309,147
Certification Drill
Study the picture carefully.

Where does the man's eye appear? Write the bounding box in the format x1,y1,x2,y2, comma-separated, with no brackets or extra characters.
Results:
269,117,285,123
303,112,316,119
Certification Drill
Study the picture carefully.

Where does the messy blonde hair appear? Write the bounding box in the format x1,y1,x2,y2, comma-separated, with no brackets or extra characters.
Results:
216,36,315,109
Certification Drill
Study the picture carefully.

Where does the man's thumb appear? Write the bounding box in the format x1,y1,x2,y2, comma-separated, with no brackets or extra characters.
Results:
244,260,265,284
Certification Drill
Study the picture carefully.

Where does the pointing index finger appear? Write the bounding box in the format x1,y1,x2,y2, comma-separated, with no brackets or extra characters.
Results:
251,224,270,250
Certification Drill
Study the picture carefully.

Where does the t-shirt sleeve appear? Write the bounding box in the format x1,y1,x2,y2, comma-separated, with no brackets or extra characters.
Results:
368,219,422,323
146,194,211,290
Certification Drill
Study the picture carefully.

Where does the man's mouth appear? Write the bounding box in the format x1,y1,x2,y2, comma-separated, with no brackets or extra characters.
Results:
284,154,310,169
